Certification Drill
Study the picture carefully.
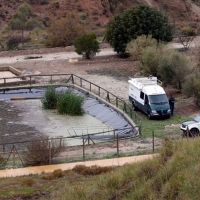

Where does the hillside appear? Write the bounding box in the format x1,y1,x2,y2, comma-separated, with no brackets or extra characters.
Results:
1,0,200,33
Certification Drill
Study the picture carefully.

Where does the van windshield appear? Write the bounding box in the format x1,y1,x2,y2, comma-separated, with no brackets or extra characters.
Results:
149,94,168,104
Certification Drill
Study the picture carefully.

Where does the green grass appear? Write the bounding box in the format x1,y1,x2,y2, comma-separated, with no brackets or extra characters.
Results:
138,112,189,138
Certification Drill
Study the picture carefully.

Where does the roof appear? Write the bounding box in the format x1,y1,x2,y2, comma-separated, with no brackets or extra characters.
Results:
128,76,162,90
142,85,165,95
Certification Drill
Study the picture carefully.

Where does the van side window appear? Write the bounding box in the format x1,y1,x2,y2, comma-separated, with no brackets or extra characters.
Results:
140,92,144,99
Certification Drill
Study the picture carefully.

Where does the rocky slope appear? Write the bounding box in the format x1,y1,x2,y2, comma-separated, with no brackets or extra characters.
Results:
1,0,200,32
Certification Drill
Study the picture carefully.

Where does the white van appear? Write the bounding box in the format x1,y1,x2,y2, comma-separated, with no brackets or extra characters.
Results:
128,76,171,119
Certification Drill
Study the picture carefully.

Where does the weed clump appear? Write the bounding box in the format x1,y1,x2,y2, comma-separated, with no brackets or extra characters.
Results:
72,165,113,175
20,178,36,186
57,90,84,115
42,87,84,115
42,86,58,109
42,169,64,180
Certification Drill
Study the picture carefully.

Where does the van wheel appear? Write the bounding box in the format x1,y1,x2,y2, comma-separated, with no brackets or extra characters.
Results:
190,128,199,137
132,102,138,111
148,113,152,120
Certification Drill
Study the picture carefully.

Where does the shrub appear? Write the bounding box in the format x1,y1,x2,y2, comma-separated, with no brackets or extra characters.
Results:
6,35,22,50
57,90,84,115
183,73,200,106
42,169,64,180
158,50,195,90
181,26,196,36
20,178,35,186
126,35,159,61
72,165,113,175
0,154,5,167
79,12,88,20
74,33,100,59
41,86,58,109
44,13,84,47
22,136,64,166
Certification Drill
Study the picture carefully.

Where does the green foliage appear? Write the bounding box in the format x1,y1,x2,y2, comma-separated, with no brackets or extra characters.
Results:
9,3,44,38
79,12,88,20
183,73,200,106
140,45,161,77
131,35,194,91
106,4,173,53
126,35,159,61
57,90,84,115
42,86,58,109
42,87,84,115
181,26,196,36
74,33,100,59
158,50,195,91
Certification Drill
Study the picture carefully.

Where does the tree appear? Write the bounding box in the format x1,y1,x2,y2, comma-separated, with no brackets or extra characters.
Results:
176,26,197,51
106,5,173,53
9,3,44,37
183,73,200,106
158,50,195,91
74,33,100,59
44,13,84,47
126,35,159,61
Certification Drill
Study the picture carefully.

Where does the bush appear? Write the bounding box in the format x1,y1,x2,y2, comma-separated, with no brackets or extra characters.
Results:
20,178,35,186
183,73,200,106
42,87,84,116
158,50,195,90
72,165,113,175
22,136,64,166
74,33,100,59
6,35,22,50
79,12,88,20
126,35,159,61
57,90,84,115
42,169,64,180
139,45,161,77
42,86,58,109
44,13,84,47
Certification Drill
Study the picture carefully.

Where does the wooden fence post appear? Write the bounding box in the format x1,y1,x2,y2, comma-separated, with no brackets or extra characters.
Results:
83,138,85,161
117,134,119,157
152,131,154,153
49,141,51,164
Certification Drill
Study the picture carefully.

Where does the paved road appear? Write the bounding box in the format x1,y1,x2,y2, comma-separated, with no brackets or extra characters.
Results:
0,48,116,65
